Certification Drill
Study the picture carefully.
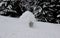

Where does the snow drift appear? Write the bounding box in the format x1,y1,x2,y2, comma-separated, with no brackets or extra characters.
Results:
0,11,60,38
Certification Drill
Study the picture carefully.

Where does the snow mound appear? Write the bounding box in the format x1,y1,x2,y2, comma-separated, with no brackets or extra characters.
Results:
0,11,60,38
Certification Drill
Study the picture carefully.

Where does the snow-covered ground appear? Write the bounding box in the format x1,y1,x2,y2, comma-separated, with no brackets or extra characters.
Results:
0,11,60,38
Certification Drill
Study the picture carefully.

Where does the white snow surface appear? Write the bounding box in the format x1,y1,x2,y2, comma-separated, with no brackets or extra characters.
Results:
0,11,60,38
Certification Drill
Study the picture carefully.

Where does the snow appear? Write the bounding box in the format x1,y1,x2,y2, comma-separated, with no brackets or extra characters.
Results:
0,11,60,38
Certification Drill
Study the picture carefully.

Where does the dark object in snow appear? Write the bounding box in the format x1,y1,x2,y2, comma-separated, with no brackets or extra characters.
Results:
29,21,33,27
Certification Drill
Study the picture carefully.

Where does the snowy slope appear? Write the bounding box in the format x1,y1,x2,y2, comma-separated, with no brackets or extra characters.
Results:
0,11,60,38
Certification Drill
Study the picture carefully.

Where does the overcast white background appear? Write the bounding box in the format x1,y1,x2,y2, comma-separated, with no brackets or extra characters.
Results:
0,11,60,38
